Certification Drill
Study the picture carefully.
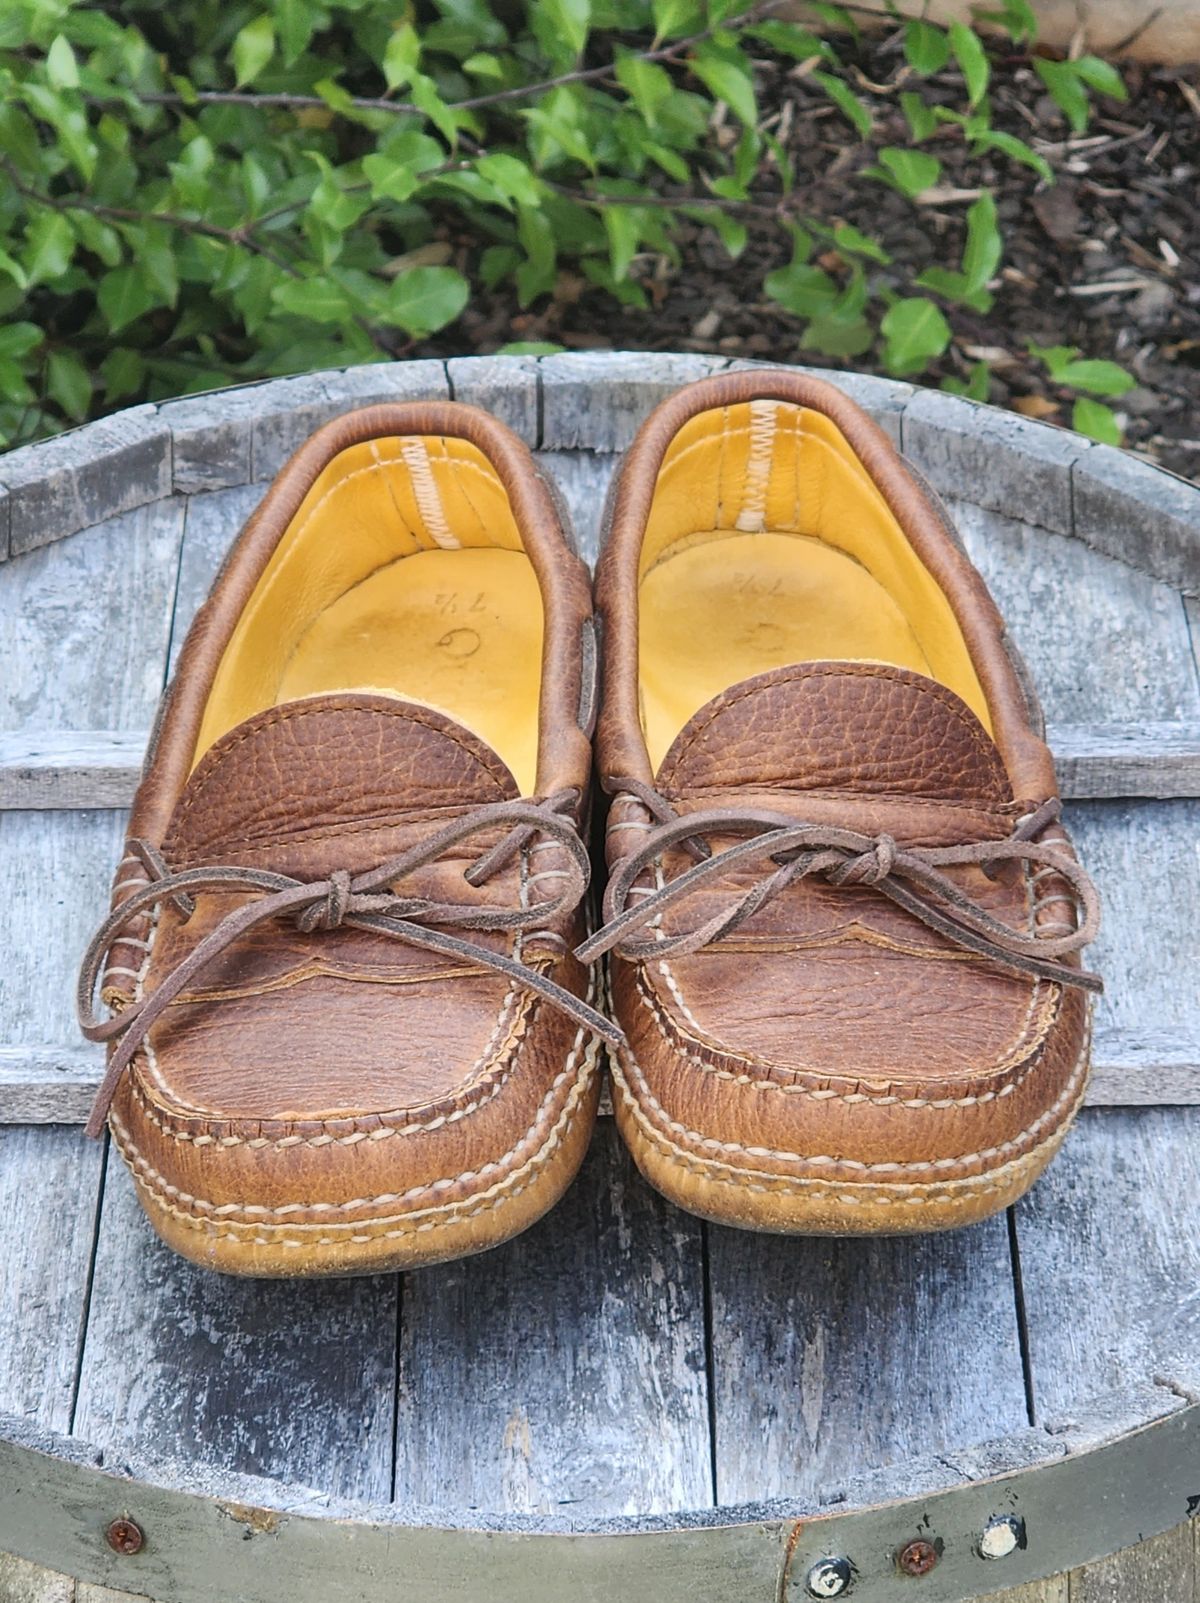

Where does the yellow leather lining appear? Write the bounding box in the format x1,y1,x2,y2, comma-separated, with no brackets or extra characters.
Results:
639,401,990,771
193,436,543,791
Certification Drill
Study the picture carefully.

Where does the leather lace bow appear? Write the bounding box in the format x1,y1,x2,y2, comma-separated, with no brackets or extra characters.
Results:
577,782,1102,993
79,791,621,1140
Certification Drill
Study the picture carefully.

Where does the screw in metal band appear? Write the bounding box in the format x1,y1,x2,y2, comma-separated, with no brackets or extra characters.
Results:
806,1555,854,1597
897,1538,939,1577
105,1517,144,1556
979,1514,1026,1560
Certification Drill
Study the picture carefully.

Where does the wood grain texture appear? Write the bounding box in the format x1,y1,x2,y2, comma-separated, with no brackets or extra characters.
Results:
447,355,539,444
0,1045,101,1124
707,1211,1028,1505
0,407,172,560
0,1125,104,1431
1047,721,1200,799
167,482,265,674
975,1580,1068,1603
539,352,728,451
0,499,185,733
949,499,1200,725
1015,1108,1200,1415
1067,1524,1197,1603
0,732,146,810
73,1150,399,1504
0,1553,76,1602
534,449,617,567
1069,800,1200,1039
0,809,126,1049
395,1123,711,1517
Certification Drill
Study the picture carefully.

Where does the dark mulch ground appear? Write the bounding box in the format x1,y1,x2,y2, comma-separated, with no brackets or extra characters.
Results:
423,42,1200,480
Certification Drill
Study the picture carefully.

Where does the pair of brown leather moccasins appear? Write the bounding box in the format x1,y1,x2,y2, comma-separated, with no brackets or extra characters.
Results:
80,370,1101,1277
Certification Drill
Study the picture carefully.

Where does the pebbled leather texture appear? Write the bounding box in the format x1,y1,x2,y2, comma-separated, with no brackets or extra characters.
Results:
92,403,601,1277
594,370,1097,1236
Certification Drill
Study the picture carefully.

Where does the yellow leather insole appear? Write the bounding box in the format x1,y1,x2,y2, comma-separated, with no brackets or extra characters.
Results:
192,435,544,792
640,531,931,771
277,549,543,793
637,400,991,773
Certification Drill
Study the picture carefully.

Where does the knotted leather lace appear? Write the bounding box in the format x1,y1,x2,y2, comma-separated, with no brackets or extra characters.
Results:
577,779,1102,993
79,790,621,1140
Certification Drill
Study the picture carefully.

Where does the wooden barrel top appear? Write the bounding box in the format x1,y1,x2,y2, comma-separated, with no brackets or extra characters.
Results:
0,354,1198,1603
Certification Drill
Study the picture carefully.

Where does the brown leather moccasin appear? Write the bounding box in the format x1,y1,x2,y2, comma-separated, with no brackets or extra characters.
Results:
80,402,616,1276
584,370,1101,1236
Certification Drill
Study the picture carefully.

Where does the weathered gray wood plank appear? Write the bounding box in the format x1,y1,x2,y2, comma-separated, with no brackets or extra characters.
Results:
73,1151,399,1504
1046,721,1200,799
900,389,1087,536
168,483,265,674
1016,1109,1200,1416
395,1123,711,1516
950,500,1200,725
0,408,172,561
534,449,616,566
0,810,127,1050
6,719,1198,811
1067,1524,1196,1603
0,732,146,810
0,499,185,733
1069,800,1200,1040
0,1045,101,1124
0,1553,75,1602
448,355,539,445
1071,445,1200,598
707,1211,1028,1505
539,352,729,452
0,1125,104,1430
976,1581,1068,1603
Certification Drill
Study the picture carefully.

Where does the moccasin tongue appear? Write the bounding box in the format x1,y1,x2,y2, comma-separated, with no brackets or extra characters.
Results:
163,692,520,875
655,661,1011,807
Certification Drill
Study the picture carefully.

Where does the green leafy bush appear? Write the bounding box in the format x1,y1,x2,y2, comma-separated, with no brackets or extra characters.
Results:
0,0,1132,450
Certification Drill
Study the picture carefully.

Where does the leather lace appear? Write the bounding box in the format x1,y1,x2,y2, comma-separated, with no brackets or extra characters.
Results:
79,790,621,1140
577,779,1102,993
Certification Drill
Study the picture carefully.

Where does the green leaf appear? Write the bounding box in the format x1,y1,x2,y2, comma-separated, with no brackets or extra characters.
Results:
498,341,566,355
1034,59,1089,133
900,91,938,142
1072,397,1122,444
275,0,318,66
881,297,952,375
690,48,757,127
462,53,505,79
962,191,1002,295
475,153,542,208
272,276,353,322
872,147,941,198
801,311,873,357
813,71,872,138
97,265,159,333
763,262,839,318
616,52,674,125
749,21,826,61
1053,359,1135,397
543,0,591,57
382,24,420,90
971,127,1053,180
904,20,949,75
45,35,80,90
46,348,92,420
23,211,74,287
0,322,42,360
832,222,890,263
603,205,640,280
942,361,991,401
1074,55,1127,101
386,265,469,334
948,21,989,108
232,17,275,87
652,0,702,44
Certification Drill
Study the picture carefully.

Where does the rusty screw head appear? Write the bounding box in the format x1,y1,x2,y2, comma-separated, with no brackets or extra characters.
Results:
897,1538,939,1577
105,1518,144,1556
